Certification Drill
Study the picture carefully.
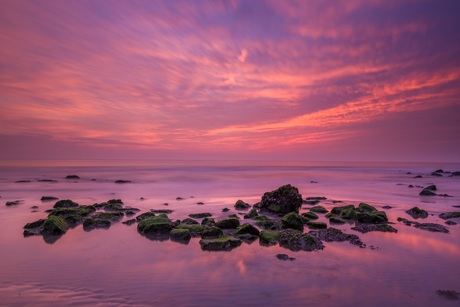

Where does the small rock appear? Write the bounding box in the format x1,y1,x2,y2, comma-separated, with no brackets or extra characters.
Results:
176,197,184,200
276,254,295,261
413,175,423,178
189,212,212,218
445,220,457,225
351,224,398,233
197,202,204,205
222,207,230,212
65,175,80,179
114,180,131,184
15,180,31,183
436,290,459,300
234,200,251,210
406,207,428,219
382,205,393,209
419,189,436,196
439,212,460,219
5,200,22,206
41,196,59,201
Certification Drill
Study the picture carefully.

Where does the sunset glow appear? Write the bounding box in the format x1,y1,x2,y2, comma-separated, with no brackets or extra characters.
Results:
1,0,459,161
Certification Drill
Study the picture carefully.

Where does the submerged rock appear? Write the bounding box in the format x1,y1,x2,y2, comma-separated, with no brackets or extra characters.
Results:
234,200,251,210
41,196,59,201
276,254,296,261
136,212,156,222
309,227,366,248
439,212,460,219
5,200,22,206
83,212,124,231
259,230,280,246
202,226,225,239
351,224,398,234
328,216,345,224
189,212,212,218
306,221,327,229
279,229,324,252
201,217,215,226
397,217,449,233
309,206,328,213
42,216,70,235
170,229,191,243
281,212,304,231
235,223,260,240
259,184,303,215
114,180,131,184
253,215,274,229
301,212,319,220
406,207,428,219
436,290,459,300
445,220,457,226
53,199,79,208
176,223,204,236
244,208,258,219
199,236,242,251
215,218,240,229
65,175,80,179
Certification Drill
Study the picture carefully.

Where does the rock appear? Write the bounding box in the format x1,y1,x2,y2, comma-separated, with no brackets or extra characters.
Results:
310,206,328,213
301,212,318,220
351,224,398,233
309,227,366,248
329,217,345,224
425,184,437,191
31,206,39,209
355,211,388,224
228,214,240,219
235,223,260,239
439,212,460,219
65,175,80,179
40,196,59,201
222,208,230,212
24,219,46,230
413,175,423,178
259,230,280,246
244,208,258,219
406,207,428,219
445,220,457,225
189,213,212,218
199,236,242,251
259,184,303,215
114,180,131,184
53,199,79,208
279,229,324,252
408,185,414,188
202,226,225,239
215,218,240,229
382,205,393,209
176,197,184,200
438,194,452,197
201,217,215,226
15,180,31,183
434,169,444,173
431,172,443,177
176,224,204,236
253,215,274,229
42,216,69,235
306,221,327,229
419,189,436,196
234,200,251,210
37,179,57,183
125,210,136,216
122,219,136,225
83,212,124,230
5,200,22,206
415,223,449,233
170,229,191,243
276,254,295,261
181,218,199,225
451,171,460,176
331,205,355,218
137,214,174,235
281,212,303,231
48,206,96,226
436,290,459,300
136,212,156,222
151,209,173,214
357,203,377,213
196,202,204,205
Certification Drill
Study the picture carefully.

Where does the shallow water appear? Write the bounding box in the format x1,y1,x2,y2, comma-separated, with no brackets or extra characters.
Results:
0,160,459,306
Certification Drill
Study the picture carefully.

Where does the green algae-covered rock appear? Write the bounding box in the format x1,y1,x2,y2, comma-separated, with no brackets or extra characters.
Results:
181,218,199,225
259,184,303,215
202,226,225,239
199,236,242,251
351,224,398,234
42,216,69,235
309,227,365,248
170,228,191,242
331,204,355,215
235,200,251,210
306,221,327,229
177,223,204,236
406,207,428,219
215,218,240,229
201,217,215,226
253,215,274,229
355,211,388,224
279,229,324,251
189,212,212,218
281,212,304,231
235,223,260,239
137,214,174,235
82,212,124,230
53,199,79,208
357,203,377,213
310,206,328,213
244,208,258,219
301,212,319,220
259,230,280,246
136,212,156,222
329,216,345,224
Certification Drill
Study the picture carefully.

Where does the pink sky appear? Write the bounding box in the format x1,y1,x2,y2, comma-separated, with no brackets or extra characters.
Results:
1,0,459,162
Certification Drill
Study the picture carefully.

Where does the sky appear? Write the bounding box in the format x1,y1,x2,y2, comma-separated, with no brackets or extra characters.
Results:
1,0,460,162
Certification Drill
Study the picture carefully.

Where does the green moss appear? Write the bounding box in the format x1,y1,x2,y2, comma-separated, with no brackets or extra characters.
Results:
253,215,274,229
202,226,225,239
301,212,318,220
189,212,212,218
53,199,79,208
48,206,96,218
201,217,215,226
331,204,355,215
259,230,280,246
356,211,388,224
357,203,377,213
136,212,156,222
310,206,328,213
199,236,242,251
235,223,260,236
339,207,358,220
137,214,174,234
281,212,304,231
228,214,240,219
170,229,191,242
177,223,204,236
181,218,199,225
24,219,46,229
244,208,258,219
42,216,69,235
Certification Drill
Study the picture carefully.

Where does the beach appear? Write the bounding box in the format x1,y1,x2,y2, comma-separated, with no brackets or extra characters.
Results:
1,160,459,306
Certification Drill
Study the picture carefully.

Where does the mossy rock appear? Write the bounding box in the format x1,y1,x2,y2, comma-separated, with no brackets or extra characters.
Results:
170,229,191,243
103,203,124,211
259,230,280,246
234,200,251,210
259,184,303,215
244,208,258,219
201,217,215,226
338,206,358,220
329,217,345,224
253,215,274,229
351,224,398,233
199,236,242,251
177,223,204,236
136,212,156,222
301,212,318,220
202,226,225,239
235,223,260,238
281,212,304,231
189,212,212,218
309,227,365,248
310,206,328,213
24,219,46,229
181,218,199,225
42,216,69,235
53,199,79,208
279,229,324,251
439,212,460,219
406,207,428,219
215,218,240,229
83,218,111,230
357,203,377,213
420,189,436,196
137,214,174,235
355,211,388,224
228,214,240,219
48,206,96,218
306,221,327,229
330,204,355,214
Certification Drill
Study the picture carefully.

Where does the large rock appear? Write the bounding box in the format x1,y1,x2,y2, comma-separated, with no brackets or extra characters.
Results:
259,230,280,246
281,212,303,231
259,184,303,215
42,216,69,235
137,214,174,235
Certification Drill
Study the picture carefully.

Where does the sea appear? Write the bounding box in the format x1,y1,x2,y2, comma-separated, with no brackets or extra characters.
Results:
0,160,459,306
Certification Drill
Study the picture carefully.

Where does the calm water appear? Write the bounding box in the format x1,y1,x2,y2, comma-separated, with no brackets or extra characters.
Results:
0,160,459,306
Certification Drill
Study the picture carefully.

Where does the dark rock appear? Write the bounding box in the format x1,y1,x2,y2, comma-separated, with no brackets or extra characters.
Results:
259,230,280,246
309,227,366,248
357,203,377,213
406,172,412,174
279,229,324,252
41,196,59,201
438,194,452,197
397,218,449,233
436,290,459,300
15,180,31,183
351,224,398,233
122,219,136,225
408,185,414,188
234,200,251,210
137,214,174,235
310,206,328,213
235,223,260,239
151,209,173,214
5,200,22,206
301,212,319,220
425,185,437,191
170,229,191,243
228,214,240,219
65,175,80,179
445,220,457,225
406,207,428,219
42,216,69,235
434,169,444,173
276,254,295,261
83,212,124,231
37,179,57,183
306,221,327,229
356,211,388,224
181,218,199,225
24,219,46,230
176,197,184,200
201,217,215,226
244,208,258,219
222,207,230,212
31,206,39,209
281,212,303,231
253,215,274,229
136,212,156,222
196,202,204,205
419,189,437,196
53,199,79,208
202,226,225,239
382,205,393,209
125,210,136,216
329,216,345,224
114,180,131,184
259,184,303,215
215,218,240,229
451,171,460,176
176,224,204,237
431,172,443,177
413,175,423,178
439,212,460,219
189,212,212,218
199,236,242,251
